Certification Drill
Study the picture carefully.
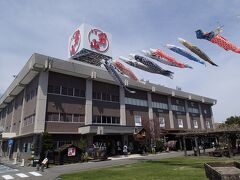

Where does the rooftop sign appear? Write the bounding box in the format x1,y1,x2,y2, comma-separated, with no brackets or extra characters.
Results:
68,23,112,65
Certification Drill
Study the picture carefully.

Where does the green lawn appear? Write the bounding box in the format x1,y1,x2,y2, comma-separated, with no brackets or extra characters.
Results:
60,156,240,180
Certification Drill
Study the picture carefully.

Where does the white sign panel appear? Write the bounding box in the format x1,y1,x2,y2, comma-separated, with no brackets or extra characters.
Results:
68,23,112,58
68,147,76,156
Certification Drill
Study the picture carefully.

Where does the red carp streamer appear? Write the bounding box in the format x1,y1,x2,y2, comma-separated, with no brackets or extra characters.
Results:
211,35,240,53
113,60,138,81
152,49,191,68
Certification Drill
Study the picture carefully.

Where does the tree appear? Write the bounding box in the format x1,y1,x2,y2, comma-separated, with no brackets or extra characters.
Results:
225,116,240,126
40,132,54,160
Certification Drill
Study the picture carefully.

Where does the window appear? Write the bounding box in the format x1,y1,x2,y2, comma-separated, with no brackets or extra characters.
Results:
172,105,185,112
65,114,73,122
159,117,165,128
193,120,198,128
61,86,68,95
112,116,116,124
48,85,53,93
206,121,210,129
106,94,111,101
60,113,66,122
81,90,85,97
54,86,61,94
49,113,59,121
188,107,199,114
107,116,111,124
96,92,101,100
152,102,168,110
102,116,107,124
125,97,148,107
111,95,119,102
92,116,97,123
116,117,120,124
52,113,59,121
73,114,81,122
30,90,35,99
102,93,106,100
75,89,81,97
134,115,142,126
67,87,74,96
92,116,120,125
97,116,101,123
178,119,183,128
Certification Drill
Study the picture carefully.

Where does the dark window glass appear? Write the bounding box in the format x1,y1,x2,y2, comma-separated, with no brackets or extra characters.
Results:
53,86,60,94
51,113,59,121
112,117,116,124
102,93,106,100
30,90,35,99
26,94,30,101
116,117,120,124
74,89,80,97
81,90,85,97
111,95,115,102
65,114,72,122
107,116,111,124
102,116,106,123
35,88,38,96
115,96,119,102
96,92,101,100
68,88,73,96
92,116,97,123
73,114,80,122
106,94,111,101
62,87,67,95
93,92,96,99
48,85,53,93
97,116,101,123
80,115,85,122
60,113,66,122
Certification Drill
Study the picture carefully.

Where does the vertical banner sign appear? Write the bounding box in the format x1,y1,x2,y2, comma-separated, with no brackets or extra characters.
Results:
68,147,76,156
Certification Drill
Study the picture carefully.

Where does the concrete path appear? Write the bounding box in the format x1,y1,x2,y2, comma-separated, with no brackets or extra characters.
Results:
0,150,200,180
38,151,187,180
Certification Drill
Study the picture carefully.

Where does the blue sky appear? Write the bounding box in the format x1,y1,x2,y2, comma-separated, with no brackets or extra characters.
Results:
0,0,240,122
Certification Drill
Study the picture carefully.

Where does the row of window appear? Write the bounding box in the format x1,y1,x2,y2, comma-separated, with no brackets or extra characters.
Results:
134,115,211,129
188,107,199,114
26,88,38,102
23,114,35,127
48,85,85,98
152,102,168,110
171,105,185,112
47,112,85,123
125,97,148,107
93,91,119,102
92,115,120,124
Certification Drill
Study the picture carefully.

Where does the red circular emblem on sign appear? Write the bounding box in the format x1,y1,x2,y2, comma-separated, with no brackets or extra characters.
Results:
69,29,81,56
88,29,109,52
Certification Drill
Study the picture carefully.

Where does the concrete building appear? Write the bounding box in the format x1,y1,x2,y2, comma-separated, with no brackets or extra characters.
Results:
0,53,216,159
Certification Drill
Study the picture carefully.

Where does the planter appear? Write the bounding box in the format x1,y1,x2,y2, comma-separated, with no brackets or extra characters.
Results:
204,162,240,180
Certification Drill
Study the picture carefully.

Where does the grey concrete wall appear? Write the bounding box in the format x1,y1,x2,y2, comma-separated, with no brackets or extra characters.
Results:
34,71,48,133
120,87,126,125
185,100,191,130
85,79,92,125
168,97,174,129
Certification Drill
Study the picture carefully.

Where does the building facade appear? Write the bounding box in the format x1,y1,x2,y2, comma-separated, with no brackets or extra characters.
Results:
0,53,216,159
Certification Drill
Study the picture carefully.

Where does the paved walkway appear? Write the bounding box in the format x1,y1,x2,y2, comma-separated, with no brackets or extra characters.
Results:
0,150,205,180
